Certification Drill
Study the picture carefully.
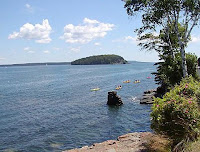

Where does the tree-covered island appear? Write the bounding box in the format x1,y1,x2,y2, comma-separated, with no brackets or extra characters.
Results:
71,54,127,65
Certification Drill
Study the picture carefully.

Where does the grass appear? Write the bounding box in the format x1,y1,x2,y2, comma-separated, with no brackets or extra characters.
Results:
144,134,171,152
183,137,200,152
144,135,200,152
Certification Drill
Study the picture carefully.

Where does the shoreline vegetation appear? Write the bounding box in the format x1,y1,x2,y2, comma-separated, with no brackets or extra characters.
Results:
122,0,200,150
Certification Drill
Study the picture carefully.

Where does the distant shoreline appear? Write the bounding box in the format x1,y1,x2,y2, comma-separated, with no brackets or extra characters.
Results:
0,61,155,67
0,62,71,67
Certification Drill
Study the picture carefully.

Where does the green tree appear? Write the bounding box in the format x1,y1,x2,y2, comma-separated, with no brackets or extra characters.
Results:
138,23,198,90
153,53,198,90
124,0,200,78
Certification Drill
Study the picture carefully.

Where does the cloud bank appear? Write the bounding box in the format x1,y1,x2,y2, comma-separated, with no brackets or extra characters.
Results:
8,19,52,43
60,18,114,44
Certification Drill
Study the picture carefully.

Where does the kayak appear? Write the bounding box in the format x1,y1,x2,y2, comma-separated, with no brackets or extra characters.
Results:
116,86,122,90
134,80,140,83
123,80,130,83
91,88,100,91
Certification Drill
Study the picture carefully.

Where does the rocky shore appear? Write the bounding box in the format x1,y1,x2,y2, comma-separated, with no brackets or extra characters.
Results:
140,89,156,104
64,132,153,152
140,88,164,104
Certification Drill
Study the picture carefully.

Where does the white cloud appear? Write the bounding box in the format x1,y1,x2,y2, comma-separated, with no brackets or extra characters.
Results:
113,34,159,45
23,47,35,53
8,19,52,43
83,18,99,24
25,4,31,9
60,18,114,44
124,36,137,43
94,42,101,46
43,50,50,54
112,36,138,44
25,3,34,13
24,47,30,51
70,47,80,52
191,35,200,43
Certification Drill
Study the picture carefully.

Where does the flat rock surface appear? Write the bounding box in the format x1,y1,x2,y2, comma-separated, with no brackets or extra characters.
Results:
140,89,157,104
64,132,152,152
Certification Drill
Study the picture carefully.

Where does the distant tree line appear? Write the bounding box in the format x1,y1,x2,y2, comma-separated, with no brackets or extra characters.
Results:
71,55,127,65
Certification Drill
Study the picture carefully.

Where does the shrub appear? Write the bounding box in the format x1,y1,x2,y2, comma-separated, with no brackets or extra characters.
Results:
151,76,200,150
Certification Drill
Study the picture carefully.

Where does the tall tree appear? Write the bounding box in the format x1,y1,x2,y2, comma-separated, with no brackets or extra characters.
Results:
124,0,200,77
139,24,198,90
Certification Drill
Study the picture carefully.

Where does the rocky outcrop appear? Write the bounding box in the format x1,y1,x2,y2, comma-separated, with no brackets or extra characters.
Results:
140,89,156,104
107,91,123,106
140,87,165,104
64,132,153,152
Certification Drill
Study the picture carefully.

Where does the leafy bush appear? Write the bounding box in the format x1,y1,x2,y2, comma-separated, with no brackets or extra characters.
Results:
151,76,200,149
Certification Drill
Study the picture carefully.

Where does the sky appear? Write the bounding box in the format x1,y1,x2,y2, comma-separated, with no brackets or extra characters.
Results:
0,0,200,65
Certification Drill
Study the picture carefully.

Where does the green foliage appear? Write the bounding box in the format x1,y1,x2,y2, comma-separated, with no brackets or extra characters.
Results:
151,76,200,149
71,54,127,65
153,53,199,89
143,23,199,89
124,0,200,35
186,53,199,79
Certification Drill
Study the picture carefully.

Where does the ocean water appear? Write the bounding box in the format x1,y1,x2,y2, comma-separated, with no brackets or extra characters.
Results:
0,62,157,152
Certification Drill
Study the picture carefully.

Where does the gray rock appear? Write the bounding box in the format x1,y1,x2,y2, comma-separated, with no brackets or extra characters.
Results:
140,89,156,104
64,132,153,152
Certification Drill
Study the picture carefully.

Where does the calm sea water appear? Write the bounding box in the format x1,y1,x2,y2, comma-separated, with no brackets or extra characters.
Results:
0,62,157,152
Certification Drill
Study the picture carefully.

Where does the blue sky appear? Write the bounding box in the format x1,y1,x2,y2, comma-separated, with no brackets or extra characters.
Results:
0,0,200,64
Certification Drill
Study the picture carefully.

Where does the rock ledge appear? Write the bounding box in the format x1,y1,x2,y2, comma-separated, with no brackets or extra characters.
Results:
64,132,152,152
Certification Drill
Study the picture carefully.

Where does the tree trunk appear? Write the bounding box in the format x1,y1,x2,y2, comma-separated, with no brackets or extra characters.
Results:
180,44,188,77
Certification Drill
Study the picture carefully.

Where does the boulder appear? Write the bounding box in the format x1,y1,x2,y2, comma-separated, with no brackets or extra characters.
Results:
107,91,123,106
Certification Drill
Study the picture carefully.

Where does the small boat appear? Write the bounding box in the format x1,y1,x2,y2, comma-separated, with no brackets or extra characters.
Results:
123,80,130,83
116,85,122,90
147,77,151,79
91,88,100,91
134,80,140,83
